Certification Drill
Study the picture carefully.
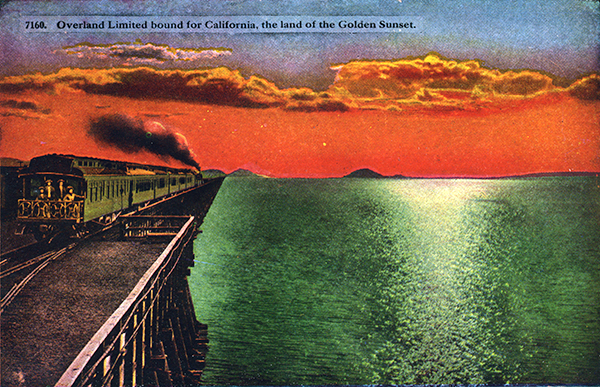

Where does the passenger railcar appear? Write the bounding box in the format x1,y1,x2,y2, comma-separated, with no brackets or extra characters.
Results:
16,154,201,240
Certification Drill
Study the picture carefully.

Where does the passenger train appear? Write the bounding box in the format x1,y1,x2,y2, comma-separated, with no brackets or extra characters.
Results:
16,154,202,240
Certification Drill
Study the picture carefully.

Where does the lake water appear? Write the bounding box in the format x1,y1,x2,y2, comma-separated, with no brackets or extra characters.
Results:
190,176,600,385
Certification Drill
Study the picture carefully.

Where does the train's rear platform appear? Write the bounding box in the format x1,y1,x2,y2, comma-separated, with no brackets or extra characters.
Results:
1,239,168,387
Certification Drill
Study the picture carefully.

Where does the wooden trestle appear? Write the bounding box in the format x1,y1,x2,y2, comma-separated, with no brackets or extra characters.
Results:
56,216,208,386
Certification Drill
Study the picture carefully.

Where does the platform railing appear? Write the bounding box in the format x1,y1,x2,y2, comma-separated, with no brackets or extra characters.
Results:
55,216,206,387
17,199,83,222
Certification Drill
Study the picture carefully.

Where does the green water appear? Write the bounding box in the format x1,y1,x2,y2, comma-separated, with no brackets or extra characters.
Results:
190,176,600,385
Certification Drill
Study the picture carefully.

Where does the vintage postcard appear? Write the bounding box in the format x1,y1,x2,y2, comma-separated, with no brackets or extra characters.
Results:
1,1,599,386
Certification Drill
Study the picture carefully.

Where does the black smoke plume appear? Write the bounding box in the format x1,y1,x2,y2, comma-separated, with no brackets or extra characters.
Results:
88,114,201,170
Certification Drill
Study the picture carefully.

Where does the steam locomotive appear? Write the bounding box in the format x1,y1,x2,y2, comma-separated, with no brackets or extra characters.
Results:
16,154,202,240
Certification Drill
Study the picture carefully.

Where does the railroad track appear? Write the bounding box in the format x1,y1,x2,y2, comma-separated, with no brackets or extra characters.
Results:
0,244,75,314
0,222,119,314
0,247,61,279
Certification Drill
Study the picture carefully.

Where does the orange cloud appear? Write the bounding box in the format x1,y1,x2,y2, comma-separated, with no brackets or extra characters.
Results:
0,66,351,111
1,54,597,112
0,98,50,118
567,73,600,100
328,53,567,110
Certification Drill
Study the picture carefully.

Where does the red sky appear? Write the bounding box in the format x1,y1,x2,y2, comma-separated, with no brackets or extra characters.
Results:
1,85,598,178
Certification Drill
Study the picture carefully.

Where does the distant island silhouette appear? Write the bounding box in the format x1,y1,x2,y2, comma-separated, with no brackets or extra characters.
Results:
341,169,598,179
343,169,408,179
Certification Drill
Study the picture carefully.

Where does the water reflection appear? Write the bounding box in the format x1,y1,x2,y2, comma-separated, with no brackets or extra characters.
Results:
191,177,600,385
368,179,600,384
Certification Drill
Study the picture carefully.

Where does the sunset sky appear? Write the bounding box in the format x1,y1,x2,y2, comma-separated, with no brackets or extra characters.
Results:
0,0,598,177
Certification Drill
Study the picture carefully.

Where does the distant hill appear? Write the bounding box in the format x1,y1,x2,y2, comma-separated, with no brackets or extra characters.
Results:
228,169,259,177
509,171,599,178
407,172,600,179
344,169,407,178
202,169,227,178
345,169,384,178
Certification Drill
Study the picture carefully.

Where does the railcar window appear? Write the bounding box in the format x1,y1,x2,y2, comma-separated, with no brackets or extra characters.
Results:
158,178,166,188
136,180,153,192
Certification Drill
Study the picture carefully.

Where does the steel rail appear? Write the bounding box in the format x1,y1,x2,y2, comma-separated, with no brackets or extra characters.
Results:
0,249,57,279
0,244,73,314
